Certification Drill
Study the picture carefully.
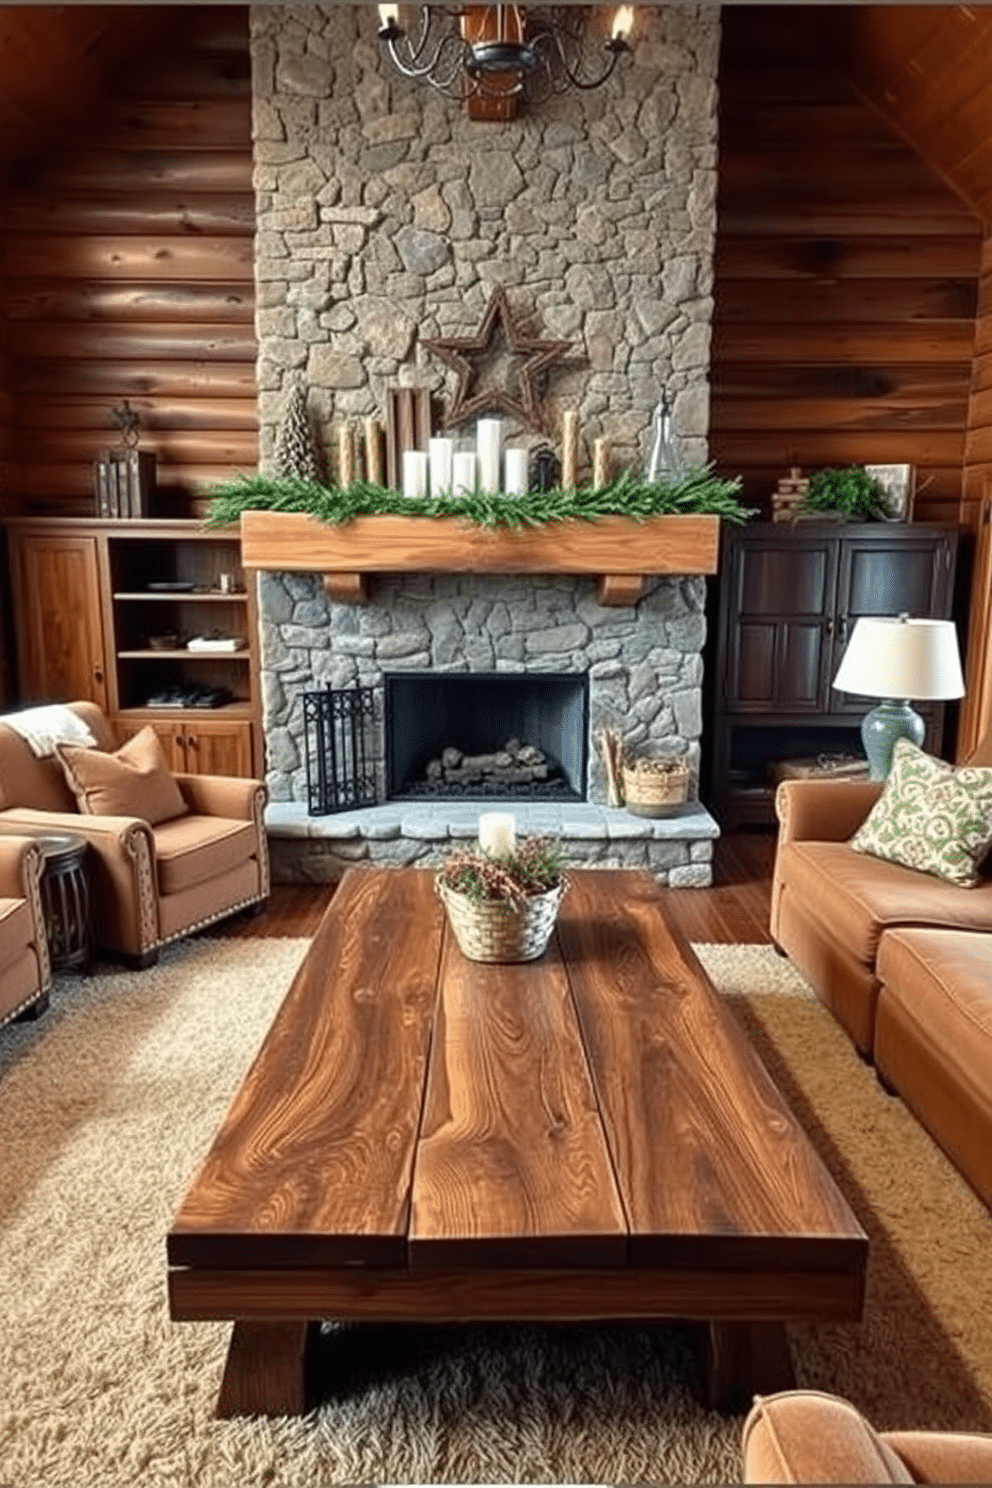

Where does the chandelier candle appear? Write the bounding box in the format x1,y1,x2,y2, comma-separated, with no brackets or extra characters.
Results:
477,418,503,494
402,448,428,499
452,449,477,496
429,437,454,497
478,811,516,856
504,447,529,496
561,409,579,490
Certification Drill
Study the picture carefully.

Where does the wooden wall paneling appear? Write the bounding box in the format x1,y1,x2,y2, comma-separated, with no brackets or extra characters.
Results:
709,6,983,525
956,492,992,759
0,8,179,183
1,7,256,519
0,256,12,703
841,6,992,226
961,237,992,534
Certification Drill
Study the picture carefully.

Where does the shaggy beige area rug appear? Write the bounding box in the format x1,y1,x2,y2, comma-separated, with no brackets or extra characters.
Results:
0,936,990,1486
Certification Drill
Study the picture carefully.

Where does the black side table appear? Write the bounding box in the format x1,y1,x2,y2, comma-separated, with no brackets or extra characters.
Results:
34,832,91,972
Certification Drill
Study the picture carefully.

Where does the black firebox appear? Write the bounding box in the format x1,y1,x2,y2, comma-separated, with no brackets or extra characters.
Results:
385,671,589,802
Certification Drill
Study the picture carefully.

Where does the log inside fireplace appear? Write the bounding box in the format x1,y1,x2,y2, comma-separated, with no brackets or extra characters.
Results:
385,671,588,802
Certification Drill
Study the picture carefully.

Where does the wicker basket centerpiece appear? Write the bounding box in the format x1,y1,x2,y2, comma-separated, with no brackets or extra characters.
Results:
435,836,567,964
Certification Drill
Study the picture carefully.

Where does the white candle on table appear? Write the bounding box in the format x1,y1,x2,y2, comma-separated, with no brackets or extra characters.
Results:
452,450,477,496
504,447,529,496
592,435,609,489
477,417,503,494
561,408,579,491
364,416,383,485
478,811,516,856
338,422,355,488
402,448,428,499
429,437,454,497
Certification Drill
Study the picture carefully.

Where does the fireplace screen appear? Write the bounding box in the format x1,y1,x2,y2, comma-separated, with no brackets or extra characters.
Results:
304,686,377,815
385,671,588,802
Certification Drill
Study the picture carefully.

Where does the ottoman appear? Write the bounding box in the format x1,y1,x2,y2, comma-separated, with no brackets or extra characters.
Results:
875,927,992,1209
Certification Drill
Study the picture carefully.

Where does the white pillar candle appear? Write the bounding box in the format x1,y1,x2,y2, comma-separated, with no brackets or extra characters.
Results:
452,450,477,496
364,416,383,485
561,408,579,491
338,422,355,488
592,435,609,489
429,436,454,497
504,447,529,496
477,417,503,494
478,811,516,857
402,448,428,499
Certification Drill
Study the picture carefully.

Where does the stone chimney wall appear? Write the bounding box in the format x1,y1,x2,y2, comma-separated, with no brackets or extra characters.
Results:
249,3,721,479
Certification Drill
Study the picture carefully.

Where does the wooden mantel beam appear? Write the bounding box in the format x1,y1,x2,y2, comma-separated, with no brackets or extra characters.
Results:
240,511,721,606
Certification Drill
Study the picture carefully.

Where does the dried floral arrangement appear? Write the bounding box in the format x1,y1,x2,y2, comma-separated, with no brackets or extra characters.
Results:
436,837,564,906
204,467,752,532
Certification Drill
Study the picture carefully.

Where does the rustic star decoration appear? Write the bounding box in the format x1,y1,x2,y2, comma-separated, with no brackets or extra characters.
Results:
420,284,572,432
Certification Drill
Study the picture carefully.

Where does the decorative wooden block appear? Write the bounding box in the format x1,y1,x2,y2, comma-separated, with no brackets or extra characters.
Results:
772,465,809,523
385,387,432,492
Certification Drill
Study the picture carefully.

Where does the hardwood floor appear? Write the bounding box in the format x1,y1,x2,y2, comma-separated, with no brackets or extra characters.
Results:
216,830,778,946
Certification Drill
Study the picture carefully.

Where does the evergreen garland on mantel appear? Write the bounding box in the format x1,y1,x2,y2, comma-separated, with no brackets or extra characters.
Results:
205,467,752,531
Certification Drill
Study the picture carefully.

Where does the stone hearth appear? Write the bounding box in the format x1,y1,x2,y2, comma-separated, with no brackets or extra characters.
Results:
259,564,718,885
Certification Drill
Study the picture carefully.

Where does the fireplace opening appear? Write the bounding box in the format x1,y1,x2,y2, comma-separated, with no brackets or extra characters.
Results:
385,671,588,802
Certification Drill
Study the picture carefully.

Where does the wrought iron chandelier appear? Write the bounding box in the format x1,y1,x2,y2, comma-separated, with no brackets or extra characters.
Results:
376,4,634,110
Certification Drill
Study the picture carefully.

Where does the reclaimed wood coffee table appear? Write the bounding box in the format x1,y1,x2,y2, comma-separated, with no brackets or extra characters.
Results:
168,868,867,1416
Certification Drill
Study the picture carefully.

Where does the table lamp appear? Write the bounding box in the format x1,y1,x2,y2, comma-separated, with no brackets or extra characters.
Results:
832,614,965,779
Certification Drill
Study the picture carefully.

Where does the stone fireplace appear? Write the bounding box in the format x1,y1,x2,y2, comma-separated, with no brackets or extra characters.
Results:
249,4,722,884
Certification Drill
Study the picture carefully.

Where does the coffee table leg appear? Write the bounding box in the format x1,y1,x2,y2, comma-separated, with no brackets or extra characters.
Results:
216,1320,316,1418
698,1320,796,1413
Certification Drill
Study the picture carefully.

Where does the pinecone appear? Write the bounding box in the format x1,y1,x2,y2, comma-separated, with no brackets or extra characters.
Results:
273,378,321,482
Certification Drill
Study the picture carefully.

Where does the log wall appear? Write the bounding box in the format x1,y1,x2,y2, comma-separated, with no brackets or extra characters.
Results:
0,6,256,518
709,7,983,525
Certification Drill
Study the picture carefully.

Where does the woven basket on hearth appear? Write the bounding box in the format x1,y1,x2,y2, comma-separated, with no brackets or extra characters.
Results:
622,755,690,817
436,877,567,964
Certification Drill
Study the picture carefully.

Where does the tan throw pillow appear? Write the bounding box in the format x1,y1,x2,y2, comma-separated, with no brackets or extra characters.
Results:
850,737,992,886
57,726,189,825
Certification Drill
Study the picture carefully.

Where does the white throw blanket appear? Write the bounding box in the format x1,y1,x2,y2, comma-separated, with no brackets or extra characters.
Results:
1,704,97,758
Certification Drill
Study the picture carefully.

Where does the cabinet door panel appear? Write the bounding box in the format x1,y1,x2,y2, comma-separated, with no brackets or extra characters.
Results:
724,535,837,713
13,535,108,709
779,623,828,709
183,720,254,778
833,533,957,711
738,545,832,615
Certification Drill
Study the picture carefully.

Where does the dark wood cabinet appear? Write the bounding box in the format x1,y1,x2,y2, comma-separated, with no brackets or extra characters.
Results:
708,522,958,826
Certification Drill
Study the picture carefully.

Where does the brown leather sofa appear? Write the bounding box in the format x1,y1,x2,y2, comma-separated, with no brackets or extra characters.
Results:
0,834,50,1028
742,1389,992,1484
0,702,268,965
770,732,992,1208
771,730,992,1056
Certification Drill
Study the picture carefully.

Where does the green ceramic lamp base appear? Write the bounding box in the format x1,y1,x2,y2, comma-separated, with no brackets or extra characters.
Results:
861,699,926,780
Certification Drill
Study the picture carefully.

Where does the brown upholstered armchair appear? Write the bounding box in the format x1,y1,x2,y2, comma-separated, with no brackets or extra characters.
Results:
0,702,268,966
742,1390,992,1483
0,834,50,1028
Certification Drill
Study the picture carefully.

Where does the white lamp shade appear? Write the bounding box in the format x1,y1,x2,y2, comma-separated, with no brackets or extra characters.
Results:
832,616,965,701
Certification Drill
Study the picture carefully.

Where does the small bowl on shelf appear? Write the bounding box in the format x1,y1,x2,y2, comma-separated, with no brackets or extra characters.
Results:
147,633,181,651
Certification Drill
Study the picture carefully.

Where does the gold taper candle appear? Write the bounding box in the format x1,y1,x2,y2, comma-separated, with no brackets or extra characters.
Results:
364,416,383,485
592,435,609,489
338,422,355,488
561,409,579,491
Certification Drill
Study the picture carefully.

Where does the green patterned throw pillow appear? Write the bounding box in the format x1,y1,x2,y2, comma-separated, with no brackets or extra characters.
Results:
851,738,992,886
